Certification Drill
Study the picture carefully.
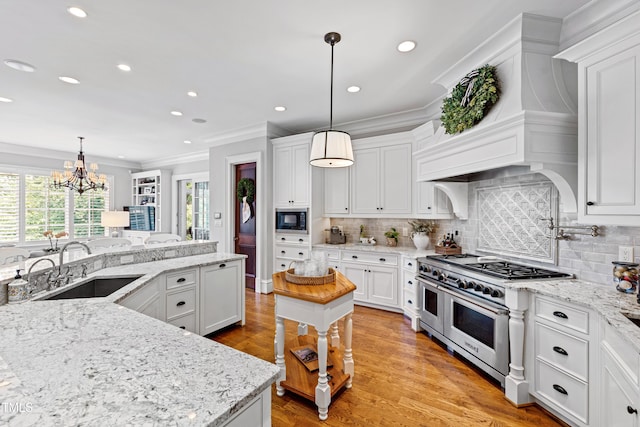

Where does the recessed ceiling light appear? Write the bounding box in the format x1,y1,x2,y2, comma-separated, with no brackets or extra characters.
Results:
0,97,13,103
187,91,198,97
192,118,207,124
4,59,36,72
183,140,192,144
274,106,286,112
170,111,183,116
347,86,360,93
397,40,416,53
117,64,131,72
67,6,87,18
59,76,80,84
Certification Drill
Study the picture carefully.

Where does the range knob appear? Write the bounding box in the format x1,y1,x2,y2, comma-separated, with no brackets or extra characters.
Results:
482,287,492,295
457,279,466,289
438,273,447,281
474,283,484,292
465,281,476,290
419,265,430,273
432,270,439,277
491,289,504,298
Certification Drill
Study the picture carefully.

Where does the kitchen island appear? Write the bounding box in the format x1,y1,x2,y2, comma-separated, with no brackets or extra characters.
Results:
0,248,280,426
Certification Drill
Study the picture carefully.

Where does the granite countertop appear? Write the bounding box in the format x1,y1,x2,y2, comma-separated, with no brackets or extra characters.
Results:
313,243,435,258
505,278,640,353
0,253,280,426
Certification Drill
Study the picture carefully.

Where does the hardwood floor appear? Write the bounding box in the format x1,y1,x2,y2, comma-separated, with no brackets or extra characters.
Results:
211,290,564,427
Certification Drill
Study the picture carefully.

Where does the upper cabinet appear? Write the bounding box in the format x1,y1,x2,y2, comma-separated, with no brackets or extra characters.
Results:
351,142,412,216
273,140,310,208
557,11,640,225
416,182,454,219
131,169,171,232
324,167,350,215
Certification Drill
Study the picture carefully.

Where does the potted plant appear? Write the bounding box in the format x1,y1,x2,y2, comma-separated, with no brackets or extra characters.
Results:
384,227,399,247
408,220,435,250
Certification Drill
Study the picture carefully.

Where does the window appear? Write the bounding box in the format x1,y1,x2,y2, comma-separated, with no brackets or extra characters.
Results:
0,170,111,245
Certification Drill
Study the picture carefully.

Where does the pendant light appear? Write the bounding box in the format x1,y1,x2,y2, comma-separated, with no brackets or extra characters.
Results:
309,32,354,168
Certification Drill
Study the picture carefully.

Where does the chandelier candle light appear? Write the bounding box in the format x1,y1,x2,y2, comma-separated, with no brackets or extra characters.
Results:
52,137,107,194
309,32,354,168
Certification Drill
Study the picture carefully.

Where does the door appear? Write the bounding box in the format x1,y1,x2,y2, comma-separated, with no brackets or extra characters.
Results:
368,264,398,307
235,163,256,289
351,148,379,214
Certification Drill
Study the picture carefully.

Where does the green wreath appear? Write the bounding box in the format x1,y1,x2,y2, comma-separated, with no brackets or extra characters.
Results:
440,64,500,135
236,178,255,204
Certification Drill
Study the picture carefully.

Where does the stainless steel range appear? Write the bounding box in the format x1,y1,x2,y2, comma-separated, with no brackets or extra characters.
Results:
416,254,571,387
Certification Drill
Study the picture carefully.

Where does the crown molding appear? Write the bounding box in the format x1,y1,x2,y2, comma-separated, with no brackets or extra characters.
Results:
201,121,292,147
320,106,431,139
0,141,140,169
140,149,210,170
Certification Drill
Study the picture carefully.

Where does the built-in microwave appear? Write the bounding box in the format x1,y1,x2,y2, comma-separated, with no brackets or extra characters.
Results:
275,208,307,233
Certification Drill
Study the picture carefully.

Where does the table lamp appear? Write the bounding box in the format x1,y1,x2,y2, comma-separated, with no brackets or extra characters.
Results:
101,211,130,237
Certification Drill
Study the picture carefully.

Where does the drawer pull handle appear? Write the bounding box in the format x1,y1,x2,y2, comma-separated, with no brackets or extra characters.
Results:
298,252,304,256
586,201,594,206
408,280,413,285
553,311,568,319
380,258,386,262
177,301,186,306
352,255,358,259
219,263,226,268
281,250,286,254
177,278,186,283
408,262,413,266
408,300,413,304
552,384,568,395
298,238,304,242
281,237,286,241
553,346,568,356
179,326,186,329
627,406,638,415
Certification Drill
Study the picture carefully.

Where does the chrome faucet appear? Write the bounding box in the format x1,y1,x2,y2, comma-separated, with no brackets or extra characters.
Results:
59,241,91,268
27,258,56,294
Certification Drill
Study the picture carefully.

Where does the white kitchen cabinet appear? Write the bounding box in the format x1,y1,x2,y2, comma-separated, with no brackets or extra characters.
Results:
341,250,399,310
130,170,171,232
401,256,420,331
165,268,199,334
556,17,640,226
200,260,245,336
118,277,165,321
324,167,350,215
273,233,312,274
351,143,412,216
416,182,453,218
601,344,640,427
273,142,310,208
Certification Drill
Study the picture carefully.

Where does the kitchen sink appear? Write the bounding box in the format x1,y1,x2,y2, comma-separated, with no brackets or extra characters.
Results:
43,276,142,300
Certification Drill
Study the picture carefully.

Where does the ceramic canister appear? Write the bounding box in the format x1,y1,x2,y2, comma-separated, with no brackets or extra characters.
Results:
8,276,29,303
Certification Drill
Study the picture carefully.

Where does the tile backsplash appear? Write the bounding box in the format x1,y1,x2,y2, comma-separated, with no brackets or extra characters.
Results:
330,173,640,288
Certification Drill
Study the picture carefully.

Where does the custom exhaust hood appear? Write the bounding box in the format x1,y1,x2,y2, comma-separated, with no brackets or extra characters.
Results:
414,13,579,219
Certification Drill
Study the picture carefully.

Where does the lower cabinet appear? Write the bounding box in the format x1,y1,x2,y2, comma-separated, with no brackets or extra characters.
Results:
401,256,420,331
200,260,245,336
222,388,271,427
341,250,399,310
118,259,245,336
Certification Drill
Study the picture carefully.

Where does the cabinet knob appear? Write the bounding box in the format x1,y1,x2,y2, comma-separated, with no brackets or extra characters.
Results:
345,207,348,211
298,238,304,242
553,346,568,356
408,280,413,285
298,252,304,256
177,278,186,283
627,406,638,415
586,201,595,206
281,237,286,241
553,311,568,319
219,263,226,268
427,206,432,210
408,262,413,266
177,301,186,306
179,326,186,329
281,250,286,254
380,258,386,262
552,384,568,395
352,255,358,259
408,300,413,304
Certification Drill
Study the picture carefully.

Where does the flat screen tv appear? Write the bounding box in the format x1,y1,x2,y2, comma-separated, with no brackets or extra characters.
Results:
124,206,155,231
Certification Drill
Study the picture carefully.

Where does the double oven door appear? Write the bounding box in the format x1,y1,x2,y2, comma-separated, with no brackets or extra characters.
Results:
418,274,510,382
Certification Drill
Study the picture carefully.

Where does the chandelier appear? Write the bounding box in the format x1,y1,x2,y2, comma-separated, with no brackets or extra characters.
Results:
52,137,107,194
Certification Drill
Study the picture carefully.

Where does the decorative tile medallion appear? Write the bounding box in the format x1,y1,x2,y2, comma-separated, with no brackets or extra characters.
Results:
477,182,557,263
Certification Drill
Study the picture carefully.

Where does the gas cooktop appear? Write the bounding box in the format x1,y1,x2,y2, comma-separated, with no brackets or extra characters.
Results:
425,254,571,280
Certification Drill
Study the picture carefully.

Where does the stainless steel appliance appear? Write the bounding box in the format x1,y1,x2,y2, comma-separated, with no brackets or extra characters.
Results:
416,254,571,387
328,226,347,244
275,208,307,233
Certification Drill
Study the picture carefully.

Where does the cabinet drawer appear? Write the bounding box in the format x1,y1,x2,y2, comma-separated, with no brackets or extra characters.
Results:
402,271,417,291
535,322,589,381
535,359,588,424
166,288,196,320
167,312,197,333
323,249,340,260
341,251,398,266
535,296,589,335
403,293,418,312
166,269,198,290
275,245,309,260
276,234,309,244
402,257,418,273
274,258,291,272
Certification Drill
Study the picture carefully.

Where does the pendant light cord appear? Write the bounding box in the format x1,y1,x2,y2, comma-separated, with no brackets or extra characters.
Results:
329,38,334,130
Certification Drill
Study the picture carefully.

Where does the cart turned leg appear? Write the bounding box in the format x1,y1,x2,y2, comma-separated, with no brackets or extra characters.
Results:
330,322,340,347
275,315,286,396
343,312,354,388
315,329,330,420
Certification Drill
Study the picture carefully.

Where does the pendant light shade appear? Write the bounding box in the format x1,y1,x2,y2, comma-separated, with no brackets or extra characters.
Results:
310,32,353,168
310,130,353,167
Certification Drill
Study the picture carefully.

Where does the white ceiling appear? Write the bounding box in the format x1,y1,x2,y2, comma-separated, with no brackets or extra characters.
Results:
0,0,589,163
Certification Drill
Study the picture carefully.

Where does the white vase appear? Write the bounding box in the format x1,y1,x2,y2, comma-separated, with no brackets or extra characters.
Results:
411,232,430,250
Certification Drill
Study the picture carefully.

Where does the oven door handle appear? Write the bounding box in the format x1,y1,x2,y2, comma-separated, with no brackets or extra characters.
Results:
439,286,509,316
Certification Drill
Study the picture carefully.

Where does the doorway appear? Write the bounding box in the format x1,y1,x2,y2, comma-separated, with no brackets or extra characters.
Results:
234,162,256,289
176,175,210,241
